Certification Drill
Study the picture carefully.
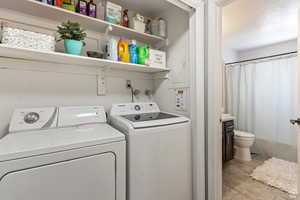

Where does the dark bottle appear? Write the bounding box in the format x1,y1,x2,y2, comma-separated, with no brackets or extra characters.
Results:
87,0,97,18
122,9,129,27
77,0,88,15
45,0,53,5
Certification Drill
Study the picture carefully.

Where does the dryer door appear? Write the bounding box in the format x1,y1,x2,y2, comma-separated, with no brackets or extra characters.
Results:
0,153,115,200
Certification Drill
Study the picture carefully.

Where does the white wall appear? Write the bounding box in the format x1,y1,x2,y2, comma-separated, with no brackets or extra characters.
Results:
223,39,297,63
0,58,154,138
154,6,191,116
238,39,297,60
222,47,238,63
0,8,154,138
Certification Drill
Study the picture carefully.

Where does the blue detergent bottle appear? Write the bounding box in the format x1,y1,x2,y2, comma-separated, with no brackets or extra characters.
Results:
129,40,138,64
40,0,53,5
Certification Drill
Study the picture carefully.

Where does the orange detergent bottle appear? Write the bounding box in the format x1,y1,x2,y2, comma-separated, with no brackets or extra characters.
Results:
118,37,130,63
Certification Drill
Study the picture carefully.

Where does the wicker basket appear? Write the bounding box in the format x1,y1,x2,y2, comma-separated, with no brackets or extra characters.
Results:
0,20,55,52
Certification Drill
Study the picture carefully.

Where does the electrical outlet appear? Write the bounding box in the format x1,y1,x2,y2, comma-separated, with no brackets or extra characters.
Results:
97,73,106,96
126,80,132,88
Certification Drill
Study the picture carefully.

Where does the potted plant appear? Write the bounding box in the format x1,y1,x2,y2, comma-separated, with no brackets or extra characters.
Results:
57,21,87,55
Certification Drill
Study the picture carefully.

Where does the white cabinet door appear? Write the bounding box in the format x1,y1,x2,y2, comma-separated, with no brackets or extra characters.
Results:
0,153,115,200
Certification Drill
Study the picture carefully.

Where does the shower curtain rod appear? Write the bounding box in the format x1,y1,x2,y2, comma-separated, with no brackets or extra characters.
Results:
225,51,298,65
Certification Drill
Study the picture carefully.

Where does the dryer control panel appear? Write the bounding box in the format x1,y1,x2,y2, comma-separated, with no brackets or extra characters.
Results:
9,106,107,133
58,106,106,127
9,107,58,133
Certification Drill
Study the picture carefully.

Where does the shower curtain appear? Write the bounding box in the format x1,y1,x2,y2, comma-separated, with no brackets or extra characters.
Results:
225,55,298,161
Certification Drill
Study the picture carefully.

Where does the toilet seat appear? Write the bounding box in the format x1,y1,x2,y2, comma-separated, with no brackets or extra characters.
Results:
234,130,255,138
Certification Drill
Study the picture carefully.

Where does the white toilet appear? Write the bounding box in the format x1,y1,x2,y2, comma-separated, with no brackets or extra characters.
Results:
234,130,255,161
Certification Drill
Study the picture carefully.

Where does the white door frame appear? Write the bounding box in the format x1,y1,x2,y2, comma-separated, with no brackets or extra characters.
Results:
205,0,238,200
297,10,300,200
188,1,206,200
170,1,206,200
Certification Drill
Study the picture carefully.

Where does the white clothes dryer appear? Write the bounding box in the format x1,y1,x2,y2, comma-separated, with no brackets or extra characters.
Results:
0,106,126,200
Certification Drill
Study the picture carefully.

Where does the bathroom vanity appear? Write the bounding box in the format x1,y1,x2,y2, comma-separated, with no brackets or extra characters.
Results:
222,114,235,163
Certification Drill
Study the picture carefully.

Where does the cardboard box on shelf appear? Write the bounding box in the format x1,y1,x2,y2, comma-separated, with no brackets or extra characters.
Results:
0,20,55,52
105,1,122,25
149,49,166,68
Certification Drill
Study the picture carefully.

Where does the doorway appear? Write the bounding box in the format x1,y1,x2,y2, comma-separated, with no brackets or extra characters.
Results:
220,0,299,199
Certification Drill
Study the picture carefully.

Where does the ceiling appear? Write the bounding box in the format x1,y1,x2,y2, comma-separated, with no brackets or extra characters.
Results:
223,0,300,51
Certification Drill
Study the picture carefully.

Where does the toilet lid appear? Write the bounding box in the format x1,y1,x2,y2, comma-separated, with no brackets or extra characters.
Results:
234,130,255,138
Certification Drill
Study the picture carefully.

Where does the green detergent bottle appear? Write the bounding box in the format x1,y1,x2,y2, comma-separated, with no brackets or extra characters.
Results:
137,46,149,65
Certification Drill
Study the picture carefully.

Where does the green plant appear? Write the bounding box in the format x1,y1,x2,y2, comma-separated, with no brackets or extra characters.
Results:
57,21,87,42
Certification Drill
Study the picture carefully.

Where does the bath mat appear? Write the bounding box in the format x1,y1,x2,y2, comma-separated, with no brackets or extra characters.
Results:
250,157,297,196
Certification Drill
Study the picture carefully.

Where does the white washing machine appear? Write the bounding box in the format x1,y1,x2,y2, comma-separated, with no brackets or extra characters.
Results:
0,106,126,200
109,102,192,200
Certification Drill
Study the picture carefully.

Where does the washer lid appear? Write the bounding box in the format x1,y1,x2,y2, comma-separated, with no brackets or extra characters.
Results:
0,124,124,162
121,112,179,122
120,112,189,129
234,130,255,138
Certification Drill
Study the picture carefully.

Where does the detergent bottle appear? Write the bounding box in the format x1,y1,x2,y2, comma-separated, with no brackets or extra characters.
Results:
129,40,138,64
105,37,118,61
118,37,130,63
137,45,149,65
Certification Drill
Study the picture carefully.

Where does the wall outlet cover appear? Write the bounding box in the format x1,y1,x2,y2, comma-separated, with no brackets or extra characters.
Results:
97,74,106,96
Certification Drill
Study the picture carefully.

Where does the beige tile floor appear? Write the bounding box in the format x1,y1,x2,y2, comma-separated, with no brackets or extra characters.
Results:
223,155,295,200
